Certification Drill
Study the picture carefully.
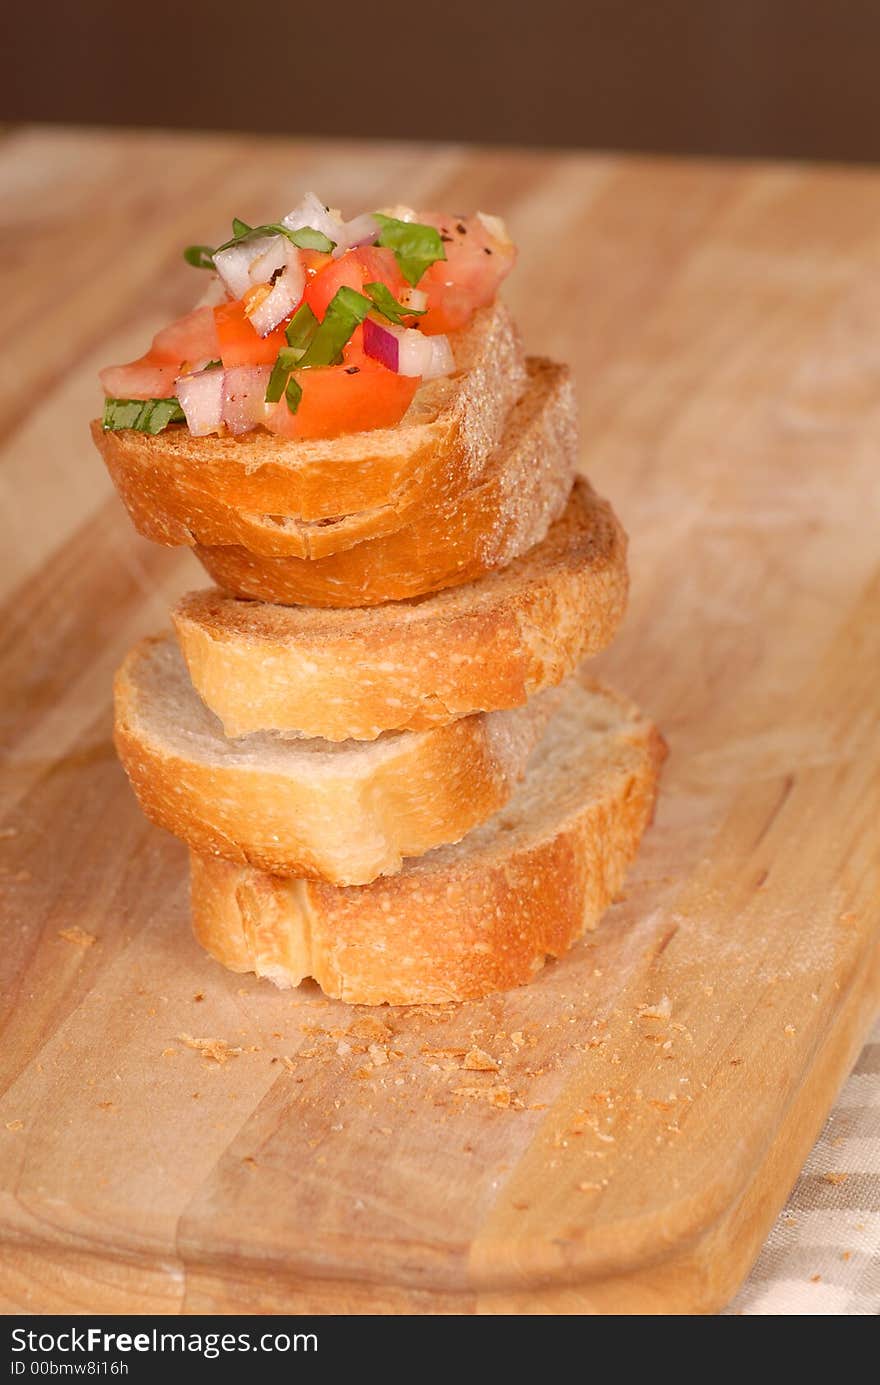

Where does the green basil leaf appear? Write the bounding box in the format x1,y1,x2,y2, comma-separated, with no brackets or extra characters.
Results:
203,359,223,371
285,225,335,252
363,281,426,325
297,287,372,368
265,348,304,404
373,214,446,286
285,302,319,352
183,244,215,269
214,221,336,257
102,397,185,434
285,375,303,414
231,217,252,238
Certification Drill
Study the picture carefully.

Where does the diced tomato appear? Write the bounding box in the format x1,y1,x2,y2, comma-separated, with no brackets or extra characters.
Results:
416,212,517,334
264,330,417,440
301,249,334,281
150,306,219,365
98,360,181,400
214,300,289,368
99,306,220,399
304,246,406,321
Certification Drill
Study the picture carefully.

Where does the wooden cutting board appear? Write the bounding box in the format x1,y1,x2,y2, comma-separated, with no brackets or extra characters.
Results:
0,129,878,1316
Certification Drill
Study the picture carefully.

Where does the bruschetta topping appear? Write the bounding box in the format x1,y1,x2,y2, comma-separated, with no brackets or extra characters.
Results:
100,194,515,441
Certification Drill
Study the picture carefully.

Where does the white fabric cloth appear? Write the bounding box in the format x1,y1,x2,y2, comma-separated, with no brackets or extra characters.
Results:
726,1018,880,1314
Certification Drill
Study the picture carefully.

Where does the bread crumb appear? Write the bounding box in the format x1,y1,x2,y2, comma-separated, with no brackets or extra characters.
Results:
577,1180,603,1192
810,1274,821,1283
97,1101,115,1111
368,1043,389,1067
463,1047,499,1072
178,1033,242,1064
510,1031,525,1049
58,927,97,948
193,993,205,1003
841,1250,851,1262
161,1047,177,1058
5,1120,23,1132
823,1171,848,1186
784,1024,796,1036
453,1084,514,1108
349,1016,392,1044
637,995,672,1021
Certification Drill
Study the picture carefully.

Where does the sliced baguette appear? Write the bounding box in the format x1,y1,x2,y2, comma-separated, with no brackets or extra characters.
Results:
92,301,526,555
189,674,666,1004
173,479,628,741
194,358,577,607
114,633,562,886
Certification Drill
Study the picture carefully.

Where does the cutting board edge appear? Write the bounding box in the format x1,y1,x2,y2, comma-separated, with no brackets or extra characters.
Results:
2,942,876,1316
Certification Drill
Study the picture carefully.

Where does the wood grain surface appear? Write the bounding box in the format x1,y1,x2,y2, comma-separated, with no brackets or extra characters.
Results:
0,128,878,1315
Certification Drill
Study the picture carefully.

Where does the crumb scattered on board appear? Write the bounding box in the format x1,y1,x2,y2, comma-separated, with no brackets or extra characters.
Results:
177,1033,243,1064
58,927,97,948
637,996,672,1021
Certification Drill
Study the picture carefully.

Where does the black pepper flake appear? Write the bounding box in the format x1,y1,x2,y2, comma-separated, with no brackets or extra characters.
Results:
456,222,467,234
345,365,360,374
269,266,285,284
440,234,454,243
484,247,493,254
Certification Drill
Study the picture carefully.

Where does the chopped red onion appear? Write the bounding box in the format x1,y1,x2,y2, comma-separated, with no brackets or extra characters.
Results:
247,248,306,336
214,235,279,299
363,319,454,380
281,191,343,247
363,317,399,371
423,333,455,380
331,212,380,258
222,366,271,435
176,369,224,436
248,238,289,285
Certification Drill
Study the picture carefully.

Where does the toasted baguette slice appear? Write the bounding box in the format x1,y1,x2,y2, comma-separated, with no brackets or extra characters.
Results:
194,359,577,607
92,302,526,555
173,480,628,741
114,633,562,886
189,675,666,1004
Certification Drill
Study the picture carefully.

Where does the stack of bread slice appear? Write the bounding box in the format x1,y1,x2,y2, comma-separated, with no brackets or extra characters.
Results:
97,302,665,1004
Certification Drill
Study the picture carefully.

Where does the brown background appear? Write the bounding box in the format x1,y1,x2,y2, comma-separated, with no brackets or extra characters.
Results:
6,1,880,161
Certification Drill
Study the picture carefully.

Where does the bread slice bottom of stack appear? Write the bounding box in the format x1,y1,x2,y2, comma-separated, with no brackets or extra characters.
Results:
112,340,664,1003
189,674,665,1004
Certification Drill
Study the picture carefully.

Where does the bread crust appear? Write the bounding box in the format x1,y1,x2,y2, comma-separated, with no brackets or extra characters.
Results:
113,634,561,886
91,302,526,554
188,677,667,1004
193,359,577,607
173,479,629,740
